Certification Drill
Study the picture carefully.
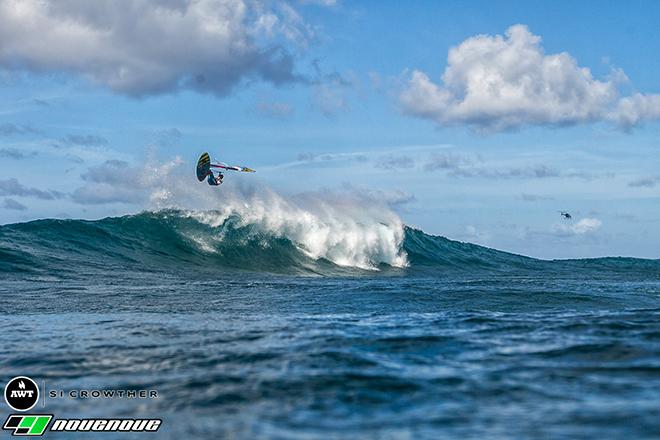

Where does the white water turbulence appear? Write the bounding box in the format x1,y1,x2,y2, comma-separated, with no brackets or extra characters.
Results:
146,158,409,270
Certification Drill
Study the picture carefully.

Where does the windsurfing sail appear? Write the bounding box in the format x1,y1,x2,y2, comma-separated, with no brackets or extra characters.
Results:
196,152,212,181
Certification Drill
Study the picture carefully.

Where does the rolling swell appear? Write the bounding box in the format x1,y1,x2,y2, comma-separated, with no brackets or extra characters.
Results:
0,210,658,277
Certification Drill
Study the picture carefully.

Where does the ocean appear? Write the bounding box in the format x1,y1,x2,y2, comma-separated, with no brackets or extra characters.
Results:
1,209,659,439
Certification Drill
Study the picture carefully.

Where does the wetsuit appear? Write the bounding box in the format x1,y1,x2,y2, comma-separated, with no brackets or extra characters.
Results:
207,172,220,186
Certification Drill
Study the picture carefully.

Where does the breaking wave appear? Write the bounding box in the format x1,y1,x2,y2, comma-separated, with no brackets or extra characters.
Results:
0,205,407,276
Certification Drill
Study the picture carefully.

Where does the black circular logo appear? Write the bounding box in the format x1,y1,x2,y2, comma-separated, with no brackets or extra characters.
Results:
4,376,39,411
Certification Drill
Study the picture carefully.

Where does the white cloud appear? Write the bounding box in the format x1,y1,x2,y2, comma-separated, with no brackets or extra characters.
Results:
0,0,312,97
71,157,183,205
613,94,660,129
400,25,660,131
553,217,602,236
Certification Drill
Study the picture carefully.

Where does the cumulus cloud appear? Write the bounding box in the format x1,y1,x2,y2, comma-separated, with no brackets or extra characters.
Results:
2,197,27,210
614,94,660,130
71,157,183,204
0,178,64,200
400,25,660,131
72,160,148,204
0,0,311,97
553,217,602,236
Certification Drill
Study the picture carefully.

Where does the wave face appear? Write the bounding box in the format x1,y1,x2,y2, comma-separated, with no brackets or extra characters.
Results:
2,209,659,277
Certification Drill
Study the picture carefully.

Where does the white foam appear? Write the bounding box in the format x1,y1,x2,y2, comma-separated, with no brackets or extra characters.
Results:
146,164,408,270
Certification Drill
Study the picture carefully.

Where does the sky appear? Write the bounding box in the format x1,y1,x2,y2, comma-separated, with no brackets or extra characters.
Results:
0,0,659,259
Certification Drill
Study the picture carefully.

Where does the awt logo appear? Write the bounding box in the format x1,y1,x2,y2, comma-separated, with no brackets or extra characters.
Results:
4,377,39,411
11,381,34,399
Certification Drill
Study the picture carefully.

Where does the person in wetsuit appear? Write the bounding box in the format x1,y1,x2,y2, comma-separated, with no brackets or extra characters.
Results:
207,171,223,186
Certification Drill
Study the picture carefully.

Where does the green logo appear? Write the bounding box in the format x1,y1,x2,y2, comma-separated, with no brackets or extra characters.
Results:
3,415,52,436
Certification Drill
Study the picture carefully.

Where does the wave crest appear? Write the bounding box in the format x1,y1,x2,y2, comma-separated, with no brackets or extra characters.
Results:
183,188,408,270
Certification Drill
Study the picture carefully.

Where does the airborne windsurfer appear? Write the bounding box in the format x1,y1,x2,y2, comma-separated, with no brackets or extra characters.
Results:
196,152,255,187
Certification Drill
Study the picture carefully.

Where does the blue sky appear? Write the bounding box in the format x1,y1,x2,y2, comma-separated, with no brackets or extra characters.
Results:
1,0,659,259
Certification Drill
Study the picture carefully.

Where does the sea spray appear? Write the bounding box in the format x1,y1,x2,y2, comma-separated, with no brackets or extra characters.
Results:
184,196,408,270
